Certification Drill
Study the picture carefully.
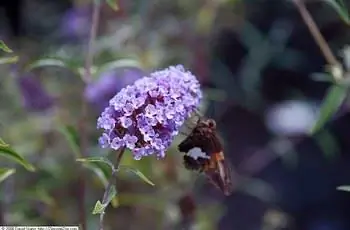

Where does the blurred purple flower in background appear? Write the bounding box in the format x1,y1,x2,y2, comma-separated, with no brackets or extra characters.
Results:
16,73,55,112
85,67,146,111
60,5,91,40
97,65,202,160
265,100,319,135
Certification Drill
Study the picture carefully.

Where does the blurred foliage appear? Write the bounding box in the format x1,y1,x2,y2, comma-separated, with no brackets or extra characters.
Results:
0,0,349,229
0,40,18,65
105,0,119,11
0,142,36,172
0,40,13,53
0,168,15,184
322,0,350,24
310,84,348,133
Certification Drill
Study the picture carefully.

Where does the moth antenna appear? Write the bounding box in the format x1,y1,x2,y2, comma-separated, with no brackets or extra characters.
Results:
183,121,195,131
196,109,204,116
191,109,203,121
179,130,190,136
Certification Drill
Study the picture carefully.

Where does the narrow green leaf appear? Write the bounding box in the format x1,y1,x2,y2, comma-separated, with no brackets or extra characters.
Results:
77,66,98,78
0,138,9,147
117,194,162,208
203,88,227,101
76,157,115,171
57,125,80,157
310,85,348,134
92,186,117,214
310,73,334,83
92,200,106,214
0,168,16,183
26,58,78,73
119,165,155,186
111,196,119,208
106,0,119,11
94,59,142,79
0,40,13,53
337,185,350,192
322,0,350,24
27,58,67,69
83,163,109,187
21,187,56,206
196,5,215,32
313,130,340,159
0,145,35,172
0,56,19,65
82,162,118,207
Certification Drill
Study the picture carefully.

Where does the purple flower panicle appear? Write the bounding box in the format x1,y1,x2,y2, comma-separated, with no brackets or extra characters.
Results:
97,65,202,160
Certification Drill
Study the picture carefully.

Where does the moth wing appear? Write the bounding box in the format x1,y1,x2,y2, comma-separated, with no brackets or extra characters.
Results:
200,130,233,195
218,156,235,195
204,153,234,196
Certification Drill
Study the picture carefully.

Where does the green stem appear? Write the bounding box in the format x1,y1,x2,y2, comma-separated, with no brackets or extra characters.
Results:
99,148,126,230
79,2,101,230
293,0,340,68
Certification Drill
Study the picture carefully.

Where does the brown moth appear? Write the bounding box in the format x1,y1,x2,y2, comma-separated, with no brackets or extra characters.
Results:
178,118,234,196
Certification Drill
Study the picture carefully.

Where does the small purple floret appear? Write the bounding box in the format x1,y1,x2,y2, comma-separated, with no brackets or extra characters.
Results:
97,65,202,160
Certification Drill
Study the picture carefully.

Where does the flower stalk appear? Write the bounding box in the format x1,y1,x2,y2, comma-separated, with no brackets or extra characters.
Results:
293,0,340,68
78,1,101,230
99,148,126,230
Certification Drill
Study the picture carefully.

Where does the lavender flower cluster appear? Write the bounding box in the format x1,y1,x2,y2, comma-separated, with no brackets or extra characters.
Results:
97,65,202,160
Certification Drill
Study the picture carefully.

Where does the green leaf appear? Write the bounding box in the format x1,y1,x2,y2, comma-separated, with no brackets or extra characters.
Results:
310,73,334,83
0,168,16,183
337,185,350,192
77,66,98,78
21,187,56,206
0,145,35,172
119,165,155,186
92,200,106,214
310,84,348,134
0,56,19,65
83,163,110,187
76,157,115,171
81,161,118,207
313,130,340,159
92,186,117,214
92,194,166,210
26,58,78,74
0,40,13,53
0,138,9,147
94,59,143,79
57,125,80,157
106,0,119,11
322,0,350,24
203,88,227,101
196,5,215,32
111,195,119,208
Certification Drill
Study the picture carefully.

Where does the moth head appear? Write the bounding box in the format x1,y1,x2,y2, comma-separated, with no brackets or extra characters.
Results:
202,118,216,130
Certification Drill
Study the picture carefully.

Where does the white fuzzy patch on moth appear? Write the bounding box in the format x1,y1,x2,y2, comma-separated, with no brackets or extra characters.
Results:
187,147,210,160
